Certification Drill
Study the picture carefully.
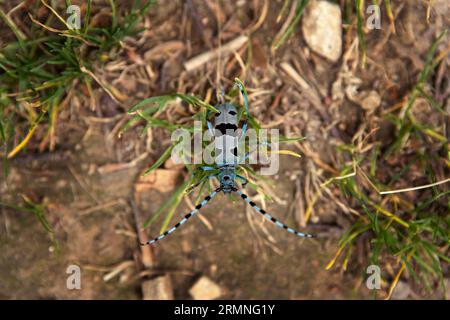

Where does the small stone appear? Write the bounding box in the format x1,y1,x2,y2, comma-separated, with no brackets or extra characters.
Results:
189,276,222,300
56,179,68,188
142,275,174,300
302,0,342,62
360,90,382,113
164,158,185,170
135,169,181,193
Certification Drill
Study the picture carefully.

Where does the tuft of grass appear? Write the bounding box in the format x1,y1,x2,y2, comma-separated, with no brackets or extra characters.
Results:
0,0,155,167
0,195,60,252
323,94,449,298
319,27,449,295
400,30,448,119
325,152,449,298
272,0,309,51
386,30,448,156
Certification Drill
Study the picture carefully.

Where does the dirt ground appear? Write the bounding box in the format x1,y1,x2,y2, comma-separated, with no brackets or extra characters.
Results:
0,128,369,299
0,0,448,299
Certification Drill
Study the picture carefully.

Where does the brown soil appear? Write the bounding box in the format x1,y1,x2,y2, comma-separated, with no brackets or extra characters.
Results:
0,0,448,299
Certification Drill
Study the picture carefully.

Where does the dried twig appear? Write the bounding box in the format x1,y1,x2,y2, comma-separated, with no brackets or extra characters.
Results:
380,178,450,195
280,62,311,90
184,35,249,72
130,197,155,267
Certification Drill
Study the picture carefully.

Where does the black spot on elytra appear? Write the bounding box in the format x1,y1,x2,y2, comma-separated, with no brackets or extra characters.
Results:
215,123,237,135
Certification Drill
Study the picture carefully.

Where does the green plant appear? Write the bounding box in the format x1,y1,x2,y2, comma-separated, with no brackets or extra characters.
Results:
0,195,60,252
122,79,305,234
326,161,449,299
323,29,449,295
0,0,155,171
272,0,309,50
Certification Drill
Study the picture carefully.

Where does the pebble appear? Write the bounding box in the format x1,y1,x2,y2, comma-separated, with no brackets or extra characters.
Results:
302,0,342,62
142,275,174,300
189,276,223,300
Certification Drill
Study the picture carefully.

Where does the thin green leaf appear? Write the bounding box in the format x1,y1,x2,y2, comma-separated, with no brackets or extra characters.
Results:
273,0,309,50
143,143,177,175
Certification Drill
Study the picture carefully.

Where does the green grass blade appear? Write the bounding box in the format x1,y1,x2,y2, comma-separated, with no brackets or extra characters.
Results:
108,0,118,30
143,143,176,175
83,0,92,33
279,135,307,143
273,0,309,50
356,0,366,68
158,180,190,234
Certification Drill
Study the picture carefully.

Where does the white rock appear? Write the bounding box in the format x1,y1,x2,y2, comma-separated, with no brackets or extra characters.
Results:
189,276,222,300
302,0,342,62
360,90,381,112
